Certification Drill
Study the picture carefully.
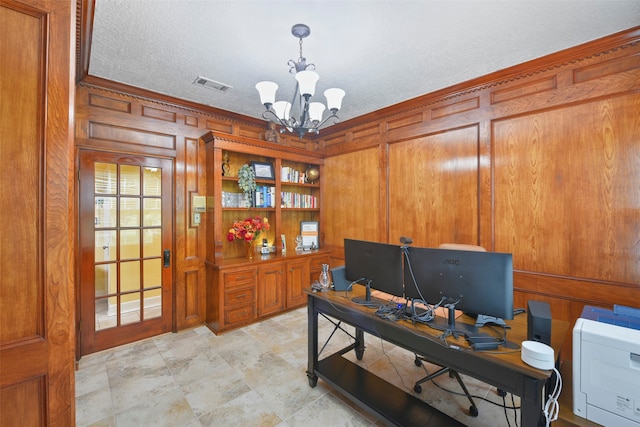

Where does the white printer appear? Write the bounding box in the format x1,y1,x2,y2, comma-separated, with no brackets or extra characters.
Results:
573,305,640,427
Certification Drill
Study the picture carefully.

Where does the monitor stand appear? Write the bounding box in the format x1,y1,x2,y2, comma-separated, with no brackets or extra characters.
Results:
475,314,508,328
411,303,519,349
351,280,386,306
426,303,478,336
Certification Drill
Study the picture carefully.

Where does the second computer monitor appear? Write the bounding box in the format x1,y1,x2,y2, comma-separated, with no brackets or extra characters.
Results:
344,238,404,299
404,246,514,320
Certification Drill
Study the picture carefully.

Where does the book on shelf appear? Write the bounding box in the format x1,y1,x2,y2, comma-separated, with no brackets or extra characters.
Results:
281,166,307,184
254,185,276,208
280,191,317,208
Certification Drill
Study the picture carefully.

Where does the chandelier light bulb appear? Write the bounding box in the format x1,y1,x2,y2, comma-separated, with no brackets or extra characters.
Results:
324,88,345,112
273,101,291,121
255,81,278,107
295,70,319,97
308,102,326,122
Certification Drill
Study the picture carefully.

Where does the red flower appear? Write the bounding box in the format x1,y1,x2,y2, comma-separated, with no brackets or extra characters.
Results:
227,217,270,243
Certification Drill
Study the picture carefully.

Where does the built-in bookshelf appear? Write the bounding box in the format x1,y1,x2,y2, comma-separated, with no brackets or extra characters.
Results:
203,132,323,261
201,131,329,333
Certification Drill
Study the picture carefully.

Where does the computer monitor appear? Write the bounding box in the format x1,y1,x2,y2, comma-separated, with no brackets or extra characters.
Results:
344,238,404,304
404,246,513,330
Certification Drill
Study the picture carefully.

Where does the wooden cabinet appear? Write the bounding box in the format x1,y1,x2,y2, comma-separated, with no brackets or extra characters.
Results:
309,253,331,283
287,253,331,307
206,252,329,333
258,263,285,317
206,264,257,332
202,131,329,333
286,258,310,308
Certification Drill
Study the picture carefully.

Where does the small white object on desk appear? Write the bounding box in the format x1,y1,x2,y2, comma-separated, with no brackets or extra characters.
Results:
521,340,554,370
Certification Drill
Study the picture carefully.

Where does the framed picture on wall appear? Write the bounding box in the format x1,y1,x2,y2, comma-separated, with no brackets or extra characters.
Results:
251,161,275,180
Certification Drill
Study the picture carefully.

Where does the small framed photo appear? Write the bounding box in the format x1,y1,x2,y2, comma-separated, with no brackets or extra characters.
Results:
251,161,275,180
300,221,319,250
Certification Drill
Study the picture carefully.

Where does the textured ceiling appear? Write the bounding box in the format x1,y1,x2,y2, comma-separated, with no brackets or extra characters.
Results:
90,0,640,127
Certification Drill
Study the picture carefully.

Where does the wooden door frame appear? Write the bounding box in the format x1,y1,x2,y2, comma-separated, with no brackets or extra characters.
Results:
76,149,176,358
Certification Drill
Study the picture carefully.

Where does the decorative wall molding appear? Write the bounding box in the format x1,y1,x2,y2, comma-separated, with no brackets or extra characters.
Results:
319,29,640,140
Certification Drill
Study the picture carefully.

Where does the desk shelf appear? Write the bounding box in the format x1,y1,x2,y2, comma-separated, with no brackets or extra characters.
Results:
314,353,464,426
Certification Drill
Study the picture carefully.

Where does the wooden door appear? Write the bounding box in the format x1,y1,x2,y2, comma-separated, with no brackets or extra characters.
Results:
0,0,75,425
257,263,285,316
286,258,310,307
78,151,174,356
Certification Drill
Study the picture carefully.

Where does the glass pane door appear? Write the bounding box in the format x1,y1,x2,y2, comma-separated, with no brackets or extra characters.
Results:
79,151,173,356
93,163,164,330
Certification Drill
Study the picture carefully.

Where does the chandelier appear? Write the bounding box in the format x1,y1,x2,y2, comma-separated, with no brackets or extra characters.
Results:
256,24,345,139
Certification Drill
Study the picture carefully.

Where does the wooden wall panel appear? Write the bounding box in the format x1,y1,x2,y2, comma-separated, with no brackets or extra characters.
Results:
1,0,75,424
175,136,206,327
88,121,176,149
182,270,201,322
0,2,44,344
431,97,480,120
493,94,640,285
317,28,640,362
0,377,45,426
389,127,480,248
322,148,382,248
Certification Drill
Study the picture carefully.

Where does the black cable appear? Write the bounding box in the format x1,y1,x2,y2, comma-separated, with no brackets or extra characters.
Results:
427,374,521,411
374,300,405,321
511,393,519,427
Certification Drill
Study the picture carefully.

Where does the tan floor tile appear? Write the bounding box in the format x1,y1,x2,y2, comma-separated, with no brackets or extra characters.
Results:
76,306,525,427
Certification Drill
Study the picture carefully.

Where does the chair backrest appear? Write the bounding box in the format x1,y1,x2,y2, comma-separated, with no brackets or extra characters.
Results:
438,243,486,252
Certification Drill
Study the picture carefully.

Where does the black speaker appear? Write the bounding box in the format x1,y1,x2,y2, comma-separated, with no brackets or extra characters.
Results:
527,300,552,346
330,266,351,291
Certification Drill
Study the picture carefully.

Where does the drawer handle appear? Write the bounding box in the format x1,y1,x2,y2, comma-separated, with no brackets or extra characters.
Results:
236,293,247,298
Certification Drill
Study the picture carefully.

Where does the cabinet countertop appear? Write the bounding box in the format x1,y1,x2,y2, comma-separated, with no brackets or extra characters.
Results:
206,249,330,268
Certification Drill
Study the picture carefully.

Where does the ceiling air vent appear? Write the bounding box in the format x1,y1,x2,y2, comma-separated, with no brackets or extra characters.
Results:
193,75,232,92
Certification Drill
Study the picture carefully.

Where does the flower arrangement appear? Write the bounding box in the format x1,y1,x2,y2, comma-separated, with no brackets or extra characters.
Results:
227,216,270,243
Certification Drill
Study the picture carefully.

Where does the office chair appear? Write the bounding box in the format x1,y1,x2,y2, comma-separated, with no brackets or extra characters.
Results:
412,243,486,417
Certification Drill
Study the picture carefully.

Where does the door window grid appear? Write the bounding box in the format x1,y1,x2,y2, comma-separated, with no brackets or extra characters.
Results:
94,163,163,330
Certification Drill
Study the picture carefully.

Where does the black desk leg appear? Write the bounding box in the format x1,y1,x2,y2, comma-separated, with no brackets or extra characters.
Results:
520,376,545,427
306,295,319,387
355,327,365,360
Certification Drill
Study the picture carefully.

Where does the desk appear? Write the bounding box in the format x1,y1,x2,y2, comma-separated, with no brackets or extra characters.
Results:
305,286,569,427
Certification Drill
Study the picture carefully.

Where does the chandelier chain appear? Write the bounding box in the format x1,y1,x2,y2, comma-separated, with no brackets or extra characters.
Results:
299,37,304,62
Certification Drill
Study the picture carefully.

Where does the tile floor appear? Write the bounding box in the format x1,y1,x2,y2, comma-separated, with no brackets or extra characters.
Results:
76,307,522,426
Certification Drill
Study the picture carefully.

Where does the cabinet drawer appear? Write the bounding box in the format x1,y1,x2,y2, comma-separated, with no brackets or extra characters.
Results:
310,255,330,271
225,285,255,306
224,305,255,325
223,269,256,287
